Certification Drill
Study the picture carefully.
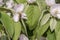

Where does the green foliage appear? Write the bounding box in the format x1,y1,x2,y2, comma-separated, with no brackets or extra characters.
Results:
26,5,41,30
50,18,57,31
47,30,56,40
41,13,50,26
0,12,14,38
13,22,21,40
55,20,60,40
0,0,60,40
15,0,26,3
37,20,50,40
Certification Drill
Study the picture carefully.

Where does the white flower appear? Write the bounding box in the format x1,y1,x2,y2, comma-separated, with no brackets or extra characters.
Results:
14,4,24,13
21,13,27,19
50,4,60,19
56,13,60,19
45,0,56,6
0,0,4,6
6,0,14,9
27,0,36,4
19,34,29,40
13,13,19,22
0,0,3,2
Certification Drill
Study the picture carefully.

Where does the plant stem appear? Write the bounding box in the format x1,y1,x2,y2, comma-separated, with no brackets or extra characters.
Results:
21,19,28,36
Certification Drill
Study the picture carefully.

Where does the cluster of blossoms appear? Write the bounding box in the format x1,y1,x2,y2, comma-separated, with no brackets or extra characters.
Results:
0,0,29,22
0,0,36,40
45,0,60,19
13,4,27,22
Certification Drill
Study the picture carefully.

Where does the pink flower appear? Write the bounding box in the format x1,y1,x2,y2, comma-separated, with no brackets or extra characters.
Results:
50,4,60,19
45,0,55,6
14,4,24,13
19,34,29,40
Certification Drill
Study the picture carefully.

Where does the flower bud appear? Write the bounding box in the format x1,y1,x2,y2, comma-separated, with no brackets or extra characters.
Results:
13,13,19,22
45,0,56,6
27,0,36,4
14,4,24,13
19,34,29,40
21,13,27,19
50,4,60,19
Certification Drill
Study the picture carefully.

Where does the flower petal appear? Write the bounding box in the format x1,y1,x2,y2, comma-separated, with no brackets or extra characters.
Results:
45,0,55,6
14,4,24,13
13,14,19,22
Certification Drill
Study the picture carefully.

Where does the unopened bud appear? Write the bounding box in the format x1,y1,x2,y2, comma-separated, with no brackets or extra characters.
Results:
21,13,27,19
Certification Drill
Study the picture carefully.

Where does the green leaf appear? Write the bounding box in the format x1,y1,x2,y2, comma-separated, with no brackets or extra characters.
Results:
50,18,57,31
38,10,47,22
30,35,36,40
36,0,46,11
1,35,8,40
56,30,60,40
34,20,50,40
13,22,21,40
26,5,41,30
47,30,56,40
0,24,2,31
0,12,14,38
15,0,26,3
36,0,47,23
41,13,50,26
55,20,60,40
55,20,60,36
1,31,8,40
21,19,28,36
